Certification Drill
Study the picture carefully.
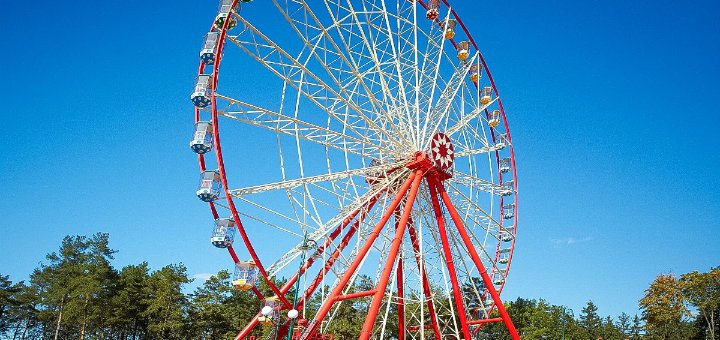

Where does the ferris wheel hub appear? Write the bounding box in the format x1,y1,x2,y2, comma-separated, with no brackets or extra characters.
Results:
406,132,454,180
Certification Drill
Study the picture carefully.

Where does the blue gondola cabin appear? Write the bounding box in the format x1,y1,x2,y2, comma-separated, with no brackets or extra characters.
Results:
210,218,235,248
191,74,212,108
190,121,213,154
197,170,222,202
200,32,220,65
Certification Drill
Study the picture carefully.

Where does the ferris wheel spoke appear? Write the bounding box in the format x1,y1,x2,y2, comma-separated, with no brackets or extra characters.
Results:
228,161,401,197
421,53,478,149
417,9,453,141
322,0,418,144
266,168,408,276
226,16,392,145
445,96,499,137
270,0,413,147
216,94,389,157
450,171,513,197
375,0,418,148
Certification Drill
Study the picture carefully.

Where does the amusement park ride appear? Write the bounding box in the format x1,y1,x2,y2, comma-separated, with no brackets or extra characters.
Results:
190,0,520,338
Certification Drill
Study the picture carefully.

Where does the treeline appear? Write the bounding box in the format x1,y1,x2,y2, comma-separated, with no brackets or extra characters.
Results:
0,233,718,339
0,233,264,339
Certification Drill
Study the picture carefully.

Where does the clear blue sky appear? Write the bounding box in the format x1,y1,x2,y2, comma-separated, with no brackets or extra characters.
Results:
1,0,719,321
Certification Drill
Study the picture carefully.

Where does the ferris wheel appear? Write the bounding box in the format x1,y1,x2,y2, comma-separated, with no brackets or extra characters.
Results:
190,0,520,339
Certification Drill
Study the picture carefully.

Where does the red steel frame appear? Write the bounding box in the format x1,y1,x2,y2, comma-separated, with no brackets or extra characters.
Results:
194,0,520,338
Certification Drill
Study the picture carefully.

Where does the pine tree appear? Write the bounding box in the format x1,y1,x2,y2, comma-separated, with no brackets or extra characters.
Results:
579,300,602,339
141,264,190,339
617,312,631,337
630,315,643,340
108,262,151,339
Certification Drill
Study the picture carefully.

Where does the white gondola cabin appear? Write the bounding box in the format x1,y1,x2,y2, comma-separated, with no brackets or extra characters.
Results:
457,41,470,61
500,230,514,243
469,64,480,82
197,170,222,202
443,19,457,39
492,271,505,286
495,134,507,150
258,297,280,326
499,180,514,197
481,86,493,105
232,260,258,290
488,109,500,127
214,0,239,30
200,32,220,65
426,0,440,20
499,157,511,173
498,248,511,264
191,74,212,108
210,218,235,248
190,121,213,154
502,204,515,219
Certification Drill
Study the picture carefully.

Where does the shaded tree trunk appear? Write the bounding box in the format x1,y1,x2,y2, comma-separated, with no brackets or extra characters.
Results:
53,296,65,340
80,295,89,340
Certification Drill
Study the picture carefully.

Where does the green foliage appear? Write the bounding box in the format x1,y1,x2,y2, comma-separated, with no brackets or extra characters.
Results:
579,300,602,339
3,233,718,339
680,267,720,339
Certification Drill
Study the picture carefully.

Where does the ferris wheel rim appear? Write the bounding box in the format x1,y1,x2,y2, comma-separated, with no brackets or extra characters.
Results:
192,0,520,336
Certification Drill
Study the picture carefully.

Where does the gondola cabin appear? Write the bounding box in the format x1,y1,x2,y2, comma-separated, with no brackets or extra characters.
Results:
214,0,239,30
258,297,280,326
481,86,493,105
443,19,457,39
232,260,258,290
499,157,511,173
499,180,514,197
469,64,480,82
426,0,440,20
488,109,500,127
197,170,222,202
457,41,470,61
200,32,220,65
492,271,505,286
502,204,515,219
498,248,511,264
210,218,235,248
190,121,213,154
191,74,212,108
500,230,514,243
495,134,507,150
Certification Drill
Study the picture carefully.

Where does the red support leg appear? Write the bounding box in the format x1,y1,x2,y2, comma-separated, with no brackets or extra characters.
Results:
406,223,443,339
396,253,405,340
300,171,419,339
295,192,383,311
435,180,521,340
235,195,381,340
427,179,472,340
359,169,425,339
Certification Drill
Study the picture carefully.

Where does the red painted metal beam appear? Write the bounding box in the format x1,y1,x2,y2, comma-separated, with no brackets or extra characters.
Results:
359,169,425,339
427,178,472,340
468,317,503,325
295,194,380,311
234,195,380,340
336,290,377,301
435,181,520,340
406,222,443,339
396,255,405,340
300,171,418,339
